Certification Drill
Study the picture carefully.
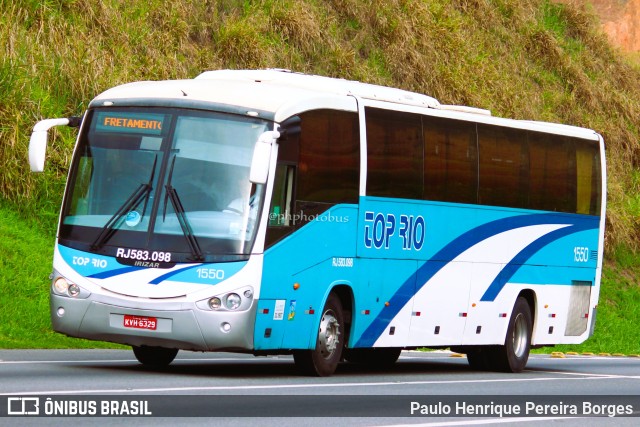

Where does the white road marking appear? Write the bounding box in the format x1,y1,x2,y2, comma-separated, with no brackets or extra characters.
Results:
0,373,632,396
0,357,250,365
2,353,638,365
1,353,637,395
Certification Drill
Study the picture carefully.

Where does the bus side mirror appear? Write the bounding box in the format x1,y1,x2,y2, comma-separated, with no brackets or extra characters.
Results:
29,117,79,172
249,130,280,184
29,130,49,173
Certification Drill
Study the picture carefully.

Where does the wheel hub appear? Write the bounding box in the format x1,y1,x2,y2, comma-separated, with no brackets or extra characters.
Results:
512,313,528,358
318,310,340,358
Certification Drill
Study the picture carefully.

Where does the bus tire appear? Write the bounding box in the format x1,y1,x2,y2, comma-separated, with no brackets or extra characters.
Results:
493,297,532,373
293,293,344,376
344,348,402,367
132,345,178,367
466,347,494,371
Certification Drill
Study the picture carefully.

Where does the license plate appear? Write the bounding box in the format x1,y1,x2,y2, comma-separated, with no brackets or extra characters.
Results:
123,315,157,330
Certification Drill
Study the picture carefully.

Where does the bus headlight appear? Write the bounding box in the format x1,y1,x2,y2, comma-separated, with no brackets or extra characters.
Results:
196,286,254,312
68,284,81,297
52,276,89,298
53,277,69,294
225,293,241,310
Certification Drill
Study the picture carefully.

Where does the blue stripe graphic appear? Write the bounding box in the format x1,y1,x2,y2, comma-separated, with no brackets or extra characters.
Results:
355,213,599,347
480,223,594,301
149,265,200,285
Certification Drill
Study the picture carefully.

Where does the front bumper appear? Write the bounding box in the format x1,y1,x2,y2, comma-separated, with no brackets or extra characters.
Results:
50,293,257,351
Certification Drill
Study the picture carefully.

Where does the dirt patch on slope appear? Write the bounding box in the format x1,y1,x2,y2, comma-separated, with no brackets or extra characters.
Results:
559,0,640,52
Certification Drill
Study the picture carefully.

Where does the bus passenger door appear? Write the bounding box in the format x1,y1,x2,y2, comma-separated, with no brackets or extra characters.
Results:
355,200,421,348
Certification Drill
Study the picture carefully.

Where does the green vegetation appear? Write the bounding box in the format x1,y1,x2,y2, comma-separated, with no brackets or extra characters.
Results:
0,199,119,348
1,0,639,352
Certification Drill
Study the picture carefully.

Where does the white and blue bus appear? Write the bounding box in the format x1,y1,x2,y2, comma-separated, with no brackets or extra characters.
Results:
29,69,606,376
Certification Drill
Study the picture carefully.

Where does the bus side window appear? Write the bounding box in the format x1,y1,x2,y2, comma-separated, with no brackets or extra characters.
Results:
423,116,478,204
576,142,602,215
366,107,423,199
295,109,359,226
477,124,528,209
528,132,576,213
265,110,359,248
297,110,360,204
269,164,296,227
265,163,296,247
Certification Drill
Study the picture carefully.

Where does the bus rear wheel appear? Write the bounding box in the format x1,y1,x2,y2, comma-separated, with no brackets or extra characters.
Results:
493,297,532,373
465,346,494,371
293,293,344,376
132,345,178,367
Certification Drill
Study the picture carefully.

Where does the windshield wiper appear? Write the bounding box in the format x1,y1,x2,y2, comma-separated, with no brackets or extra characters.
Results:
91,155,158,251
163,155,204,261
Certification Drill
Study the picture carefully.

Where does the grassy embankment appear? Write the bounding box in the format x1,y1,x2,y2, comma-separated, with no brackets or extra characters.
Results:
1,0,639,352
0,199,118,348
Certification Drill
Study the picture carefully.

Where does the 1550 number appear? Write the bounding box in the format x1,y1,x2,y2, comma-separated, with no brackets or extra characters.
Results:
573,246,590,263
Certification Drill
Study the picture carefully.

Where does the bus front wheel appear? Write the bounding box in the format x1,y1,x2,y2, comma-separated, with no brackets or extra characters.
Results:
293,293,344,376
132,345,178,367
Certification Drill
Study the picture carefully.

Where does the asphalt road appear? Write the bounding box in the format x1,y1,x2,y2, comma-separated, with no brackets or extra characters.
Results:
1,349,639,426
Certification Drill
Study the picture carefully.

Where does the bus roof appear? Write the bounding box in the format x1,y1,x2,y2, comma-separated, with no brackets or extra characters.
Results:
90,69,600,141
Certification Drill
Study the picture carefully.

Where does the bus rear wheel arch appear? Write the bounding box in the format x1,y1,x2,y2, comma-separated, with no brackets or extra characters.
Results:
466,296,533,373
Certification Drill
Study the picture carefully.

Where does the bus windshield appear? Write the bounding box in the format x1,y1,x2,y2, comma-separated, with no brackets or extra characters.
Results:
59,107,270,263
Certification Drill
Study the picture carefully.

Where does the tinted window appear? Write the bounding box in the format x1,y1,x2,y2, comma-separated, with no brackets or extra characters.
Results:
366,108,423,199
266,109,359,248
297,110,360,204
478,124,527,208
527,132,576,213
423,116,478,204
575,141,602,215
